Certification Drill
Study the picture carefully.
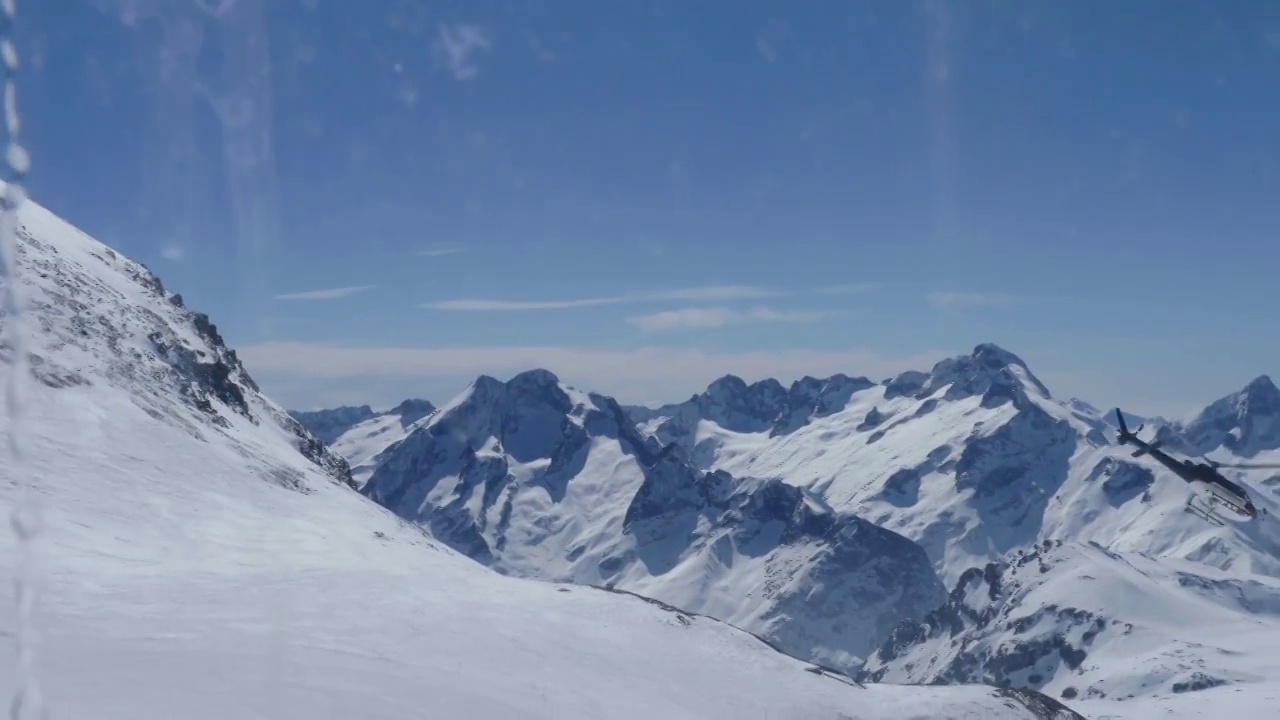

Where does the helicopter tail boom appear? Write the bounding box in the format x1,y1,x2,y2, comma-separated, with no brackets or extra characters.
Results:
1130,439,1163,458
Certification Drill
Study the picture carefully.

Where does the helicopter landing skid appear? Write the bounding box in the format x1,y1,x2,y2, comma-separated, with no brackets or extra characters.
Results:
1185,496,1226,527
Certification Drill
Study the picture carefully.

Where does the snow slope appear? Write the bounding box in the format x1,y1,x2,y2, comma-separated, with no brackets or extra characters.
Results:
623,344,1280,714
361,370,947,671
864,539,1280,718
292,398,437,487
632,345,1280,587
0,196,1080,719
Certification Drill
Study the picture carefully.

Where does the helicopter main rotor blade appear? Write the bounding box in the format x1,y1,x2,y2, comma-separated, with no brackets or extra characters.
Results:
1213,462,1280,469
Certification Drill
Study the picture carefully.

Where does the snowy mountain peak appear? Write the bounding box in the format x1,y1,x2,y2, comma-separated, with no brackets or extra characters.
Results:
1163,374,1280,457
291,398,439,488
290,404,378,444
389,397,435,418
973,342,1029,369
1242,374,1280,410
699,374,790,432
917,343,1051,407
507,366,563,391
459,368,573,416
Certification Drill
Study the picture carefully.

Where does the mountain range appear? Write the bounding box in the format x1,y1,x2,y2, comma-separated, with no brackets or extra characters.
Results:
0,194,1087,718
298,337,1280,718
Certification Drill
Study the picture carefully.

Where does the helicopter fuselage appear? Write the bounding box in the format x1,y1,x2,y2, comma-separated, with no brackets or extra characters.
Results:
1139,445,1257,519
1113,409,1259,521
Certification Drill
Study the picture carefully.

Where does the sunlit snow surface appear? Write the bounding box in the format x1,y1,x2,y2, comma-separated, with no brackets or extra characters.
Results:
658,378,1280,587
628,351,1280,717
0,199,1072,718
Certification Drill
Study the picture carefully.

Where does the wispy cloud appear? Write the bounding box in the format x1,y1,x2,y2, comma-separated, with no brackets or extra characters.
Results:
238,341,949,410
655,286,782,302
429,297,620,311
628,306,832,332
927,291,1015,308
159,245,184,262
416,245,465,258
423,285,780,312
433,24,492,80
273,285,374,301
818,282,883,295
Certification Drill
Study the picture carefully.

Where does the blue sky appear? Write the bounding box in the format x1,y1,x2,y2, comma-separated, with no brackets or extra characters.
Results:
16,0,1280,415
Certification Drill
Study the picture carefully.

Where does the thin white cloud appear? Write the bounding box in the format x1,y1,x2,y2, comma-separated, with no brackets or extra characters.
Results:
272,285,374,301
818,282,883,295
416,245,465,258
628,306,831,332
927,291,1014,308
423,285,780,312
434,24,492,80
629,307,737,332
160,245,184,262
429,297,622,311
237,341,949,410
654,286,781,302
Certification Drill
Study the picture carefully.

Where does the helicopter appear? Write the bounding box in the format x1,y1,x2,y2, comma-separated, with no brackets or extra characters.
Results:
1113,409,1280,526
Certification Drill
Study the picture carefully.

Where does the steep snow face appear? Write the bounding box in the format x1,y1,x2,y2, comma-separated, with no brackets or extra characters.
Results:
361,370,947,670
0,197,353,489
292,398,437,487
1157,375,1280,458
0,197,1078,720
863,540,1280,718
620,473,949,671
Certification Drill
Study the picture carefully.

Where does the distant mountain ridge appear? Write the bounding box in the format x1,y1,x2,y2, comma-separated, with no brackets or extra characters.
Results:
290,399,437,487
352,368,946,670
313,342,1280,711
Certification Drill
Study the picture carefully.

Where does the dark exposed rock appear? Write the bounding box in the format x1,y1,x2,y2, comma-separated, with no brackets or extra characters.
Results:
1171,672,1226,694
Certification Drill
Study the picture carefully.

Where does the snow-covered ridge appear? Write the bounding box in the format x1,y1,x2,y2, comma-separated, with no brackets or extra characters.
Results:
0,196,1085,718
863,539,1280,717
1156,374,1280,458
359,368,950,671
620,343,1280,579
2,198,353,489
